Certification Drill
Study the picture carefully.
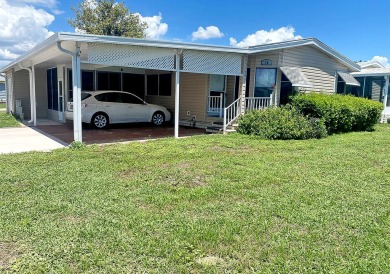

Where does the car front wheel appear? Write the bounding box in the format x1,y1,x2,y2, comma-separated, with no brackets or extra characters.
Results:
92,113,109,129
152,112,165,126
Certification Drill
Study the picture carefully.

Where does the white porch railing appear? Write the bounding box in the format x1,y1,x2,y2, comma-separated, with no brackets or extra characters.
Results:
245,96,272,111
223,98,241,132
207,94,224,117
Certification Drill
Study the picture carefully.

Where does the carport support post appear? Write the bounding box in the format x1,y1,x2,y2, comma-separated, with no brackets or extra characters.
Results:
18,62,35,125
57,42,82,142
32,65,37,126
174,50,181,138
383,75,389,110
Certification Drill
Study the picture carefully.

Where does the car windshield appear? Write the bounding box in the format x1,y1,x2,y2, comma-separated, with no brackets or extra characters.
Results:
68,92,91,102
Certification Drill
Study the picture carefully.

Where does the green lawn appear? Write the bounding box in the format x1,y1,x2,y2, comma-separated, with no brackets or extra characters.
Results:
0,126,389,273
0,102,6,109
0,111,21,128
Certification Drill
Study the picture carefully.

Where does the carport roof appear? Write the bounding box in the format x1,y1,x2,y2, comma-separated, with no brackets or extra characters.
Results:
1,32,360,72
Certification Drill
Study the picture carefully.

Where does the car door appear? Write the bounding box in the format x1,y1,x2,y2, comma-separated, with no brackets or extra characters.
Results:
121,93,150,122
96,92,129,123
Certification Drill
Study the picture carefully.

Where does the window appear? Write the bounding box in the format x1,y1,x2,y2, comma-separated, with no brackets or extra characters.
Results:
210,74,226,92
159,74,172,96
68,69,95,100
82,71,94,91
280,73,294,105
254,68,276,97
47,68,58,111
123,73,145,99
146,73,172,96
0,83,5,91
337,76,366,98
147,75,158,95
97,71,121,91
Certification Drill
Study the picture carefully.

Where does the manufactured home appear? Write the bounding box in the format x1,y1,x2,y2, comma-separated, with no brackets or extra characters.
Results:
1,33,373,142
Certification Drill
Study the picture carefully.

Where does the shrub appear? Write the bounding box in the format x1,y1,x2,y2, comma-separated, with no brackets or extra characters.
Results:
290,93,383,134
237,106,327,140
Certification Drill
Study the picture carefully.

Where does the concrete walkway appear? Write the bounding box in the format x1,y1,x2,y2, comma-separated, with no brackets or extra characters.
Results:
0,126,66,154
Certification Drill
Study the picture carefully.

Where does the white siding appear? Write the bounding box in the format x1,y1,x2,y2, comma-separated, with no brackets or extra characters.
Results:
145,72,208,122
13,70,30,119
282,45,350,93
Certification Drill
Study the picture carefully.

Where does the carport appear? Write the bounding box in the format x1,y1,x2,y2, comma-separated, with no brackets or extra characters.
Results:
2,33,247,143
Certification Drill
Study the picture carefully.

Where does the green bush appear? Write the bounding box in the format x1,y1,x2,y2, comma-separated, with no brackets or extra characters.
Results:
290,93,383,134
237,106,327,140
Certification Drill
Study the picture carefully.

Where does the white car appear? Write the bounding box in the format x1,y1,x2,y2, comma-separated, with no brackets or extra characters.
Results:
65,91,171,129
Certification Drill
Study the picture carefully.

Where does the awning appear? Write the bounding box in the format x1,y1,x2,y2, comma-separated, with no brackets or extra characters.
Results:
280,67,313,87
337,71,361,86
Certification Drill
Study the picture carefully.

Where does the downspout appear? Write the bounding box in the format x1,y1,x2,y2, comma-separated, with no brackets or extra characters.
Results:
57,41,82,142
18,63,35,124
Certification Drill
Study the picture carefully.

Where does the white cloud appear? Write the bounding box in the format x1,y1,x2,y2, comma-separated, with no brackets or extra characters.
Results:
230,26,302,47
0,0,55,66
136,12,168,39
14,0,58,9
0,48,19,59
370,56,390,68
192,26,224,41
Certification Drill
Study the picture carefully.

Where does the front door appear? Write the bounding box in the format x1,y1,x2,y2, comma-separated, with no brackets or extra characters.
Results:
207,74,226,117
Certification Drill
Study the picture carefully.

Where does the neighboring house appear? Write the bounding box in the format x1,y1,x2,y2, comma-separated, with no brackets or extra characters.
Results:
0,75,5,102
0,33,364,141
349,61,390,119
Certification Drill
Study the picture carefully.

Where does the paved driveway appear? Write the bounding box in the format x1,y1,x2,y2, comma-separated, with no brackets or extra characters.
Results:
0,126,66,154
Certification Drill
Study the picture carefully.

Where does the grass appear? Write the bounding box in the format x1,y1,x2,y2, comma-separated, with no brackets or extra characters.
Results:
0,125,389,273
0,111,21,128
0,102,5,109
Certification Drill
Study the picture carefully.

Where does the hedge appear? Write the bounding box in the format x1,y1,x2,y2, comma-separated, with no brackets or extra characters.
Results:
290,93,383,134
237,106,327,140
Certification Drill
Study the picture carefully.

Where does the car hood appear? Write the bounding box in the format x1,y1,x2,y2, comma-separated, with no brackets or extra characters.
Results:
147,104,168,111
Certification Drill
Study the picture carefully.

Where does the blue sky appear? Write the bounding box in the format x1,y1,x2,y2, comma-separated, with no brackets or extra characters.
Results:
1,0,389,67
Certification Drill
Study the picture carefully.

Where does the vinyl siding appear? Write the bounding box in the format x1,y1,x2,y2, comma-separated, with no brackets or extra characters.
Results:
226,75,236,105
145,72,208,122
282,45,350,93
371,79,382,101
13,70,31,118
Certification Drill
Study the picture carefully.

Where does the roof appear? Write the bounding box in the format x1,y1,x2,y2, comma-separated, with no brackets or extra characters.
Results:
1,32,360,72
357,61,384,69
249,38,359,71
351,67,390,77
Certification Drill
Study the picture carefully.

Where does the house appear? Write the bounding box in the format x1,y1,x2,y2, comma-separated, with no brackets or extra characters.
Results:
0,33,363,141
0,75,5,102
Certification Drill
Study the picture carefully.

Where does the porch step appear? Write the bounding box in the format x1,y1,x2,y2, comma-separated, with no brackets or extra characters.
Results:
205,122,236,134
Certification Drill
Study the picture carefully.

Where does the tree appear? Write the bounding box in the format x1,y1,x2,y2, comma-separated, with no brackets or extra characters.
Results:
68,0,147,38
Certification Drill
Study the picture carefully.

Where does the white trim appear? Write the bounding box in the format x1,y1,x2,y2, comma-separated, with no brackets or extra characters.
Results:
1,33,360,73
